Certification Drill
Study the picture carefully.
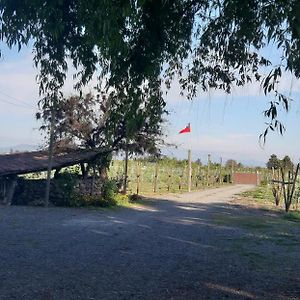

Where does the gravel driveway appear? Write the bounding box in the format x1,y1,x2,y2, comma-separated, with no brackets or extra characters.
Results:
0,184,299,300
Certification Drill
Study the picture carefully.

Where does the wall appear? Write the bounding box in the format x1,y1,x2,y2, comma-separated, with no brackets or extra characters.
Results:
232,172,260,185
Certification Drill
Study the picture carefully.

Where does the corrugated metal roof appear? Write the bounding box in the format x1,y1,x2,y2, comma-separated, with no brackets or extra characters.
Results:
0,150,105,176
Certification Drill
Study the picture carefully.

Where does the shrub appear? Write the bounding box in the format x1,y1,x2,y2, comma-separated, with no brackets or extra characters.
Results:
51,172,79,206
68,179,120,207
129,194,142,203
101,179,118,201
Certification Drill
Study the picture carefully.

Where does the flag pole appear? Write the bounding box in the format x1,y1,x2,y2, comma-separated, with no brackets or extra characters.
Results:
179,123,192,192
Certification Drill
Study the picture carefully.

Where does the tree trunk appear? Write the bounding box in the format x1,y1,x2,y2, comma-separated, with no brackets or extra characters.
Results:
99,165,108,182
54,168,61,179
122,147,129,194
80,163,88,179
44,104,56,207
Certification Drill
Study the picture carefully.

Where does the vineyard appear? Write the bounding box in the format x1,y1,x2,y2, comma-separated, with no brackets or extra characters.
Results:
108,158,261,195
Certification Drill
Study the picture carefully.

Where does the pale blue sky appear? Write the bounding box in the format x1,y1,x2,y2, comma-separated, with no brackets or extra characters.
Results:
0,43,300,166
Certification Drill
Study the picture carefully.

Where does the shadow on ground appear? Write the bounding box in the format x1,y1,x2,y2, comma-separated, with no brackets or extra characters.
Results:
0,192,299,300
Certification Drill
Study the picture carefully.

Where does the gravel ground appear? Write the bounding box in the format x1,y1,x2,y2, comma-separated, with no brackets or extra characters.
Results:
0,184,299,300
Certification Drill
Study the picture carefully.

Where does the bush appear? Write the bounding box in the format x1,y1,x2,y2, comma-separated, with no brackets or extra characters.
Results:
68,179,121,208
101,179,118,201
129,194,142,203
69,193,114,207
51,172,79,206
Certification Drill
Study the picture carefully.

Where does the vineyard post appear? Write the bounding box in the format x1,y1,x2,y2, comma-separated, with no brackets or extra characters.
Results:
179,173,183,190
188,149,192,192
231,161,234,183
153,161,159,193
122,144,129,194
136,159,141,194
167,171,171,192
207,154,211,187
219,157,223,185
196,165,200,188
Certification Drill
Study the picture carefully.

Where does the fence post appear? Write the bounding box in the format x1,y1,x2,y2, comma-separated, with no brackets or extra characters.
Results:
122,147,129,194
136,160,141,194
167,172,171,192
153,161,159,193
188,149,192,192
256,170,260,186
207,154,211,187
219,157,223,185
179,174,183,190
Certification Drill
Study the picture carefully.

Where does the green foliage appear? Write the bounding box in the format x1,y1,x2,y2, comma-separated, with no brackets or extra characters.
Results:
69,194,117,208
266,154,281,170
240,186,273,202
101,179,118,204
129,194,142,203
109,158,238,194
266,154,294,171
281,155,294,171
69,180,129,208
52,172,79,206
2,0,300,142
225,159,243,169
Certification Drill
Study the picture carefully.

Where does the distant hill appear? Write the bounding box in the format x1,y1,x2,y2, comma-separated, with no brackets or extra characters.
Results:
0,144,41,154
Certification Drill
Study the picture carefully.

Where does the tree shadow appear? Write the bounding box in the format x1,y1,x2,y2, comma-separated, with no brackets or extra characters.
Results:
0,194,299,299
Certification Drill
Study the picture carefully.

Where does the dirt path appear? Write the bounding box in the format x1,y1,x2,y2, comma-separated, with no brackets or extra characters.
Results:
0,184,299,300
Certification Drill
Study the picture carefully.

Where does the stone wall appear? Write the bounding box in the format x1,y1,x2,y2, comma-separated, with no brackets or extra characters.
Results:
11,177,104,206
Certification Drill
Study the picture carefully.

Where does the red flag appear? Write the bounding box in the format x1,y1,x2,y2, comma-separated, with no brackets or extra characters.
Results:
179,123,191,134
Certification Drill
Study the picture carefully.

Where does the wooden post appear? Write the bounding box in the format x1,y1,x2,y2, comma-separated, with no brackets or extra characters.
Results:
289,164,299,207
153,161,159,193
136,160,141,195
167,172,171,192
219,157,223,185
207,154,211,187
256,170,260,186
188,149,192,192
3,176,17,206
44,102,56,207
123,146,129,194
179,174,183,190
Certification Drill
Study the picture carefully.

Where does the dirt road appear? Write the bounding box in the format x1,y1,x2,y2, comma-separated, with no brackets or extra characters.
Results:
0,184,299,299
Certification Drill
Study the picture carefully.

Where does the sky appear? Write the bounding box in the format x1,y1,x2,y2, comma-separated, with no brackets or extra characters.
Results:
0,43,300,166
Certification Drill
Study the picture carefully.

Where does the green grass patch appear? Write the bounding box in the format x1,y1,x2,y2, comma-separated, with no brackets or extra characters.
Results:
283,211,300,222
213,214,270,230
240,186,273,203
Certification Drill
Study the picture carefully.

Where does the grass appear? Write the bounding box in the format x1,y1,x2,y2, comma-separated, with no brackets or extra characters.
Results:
238,185,300,224
212,184,300,268
88,193,147,211
239,185,273,204
282,211,300,222
213,214,270,230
